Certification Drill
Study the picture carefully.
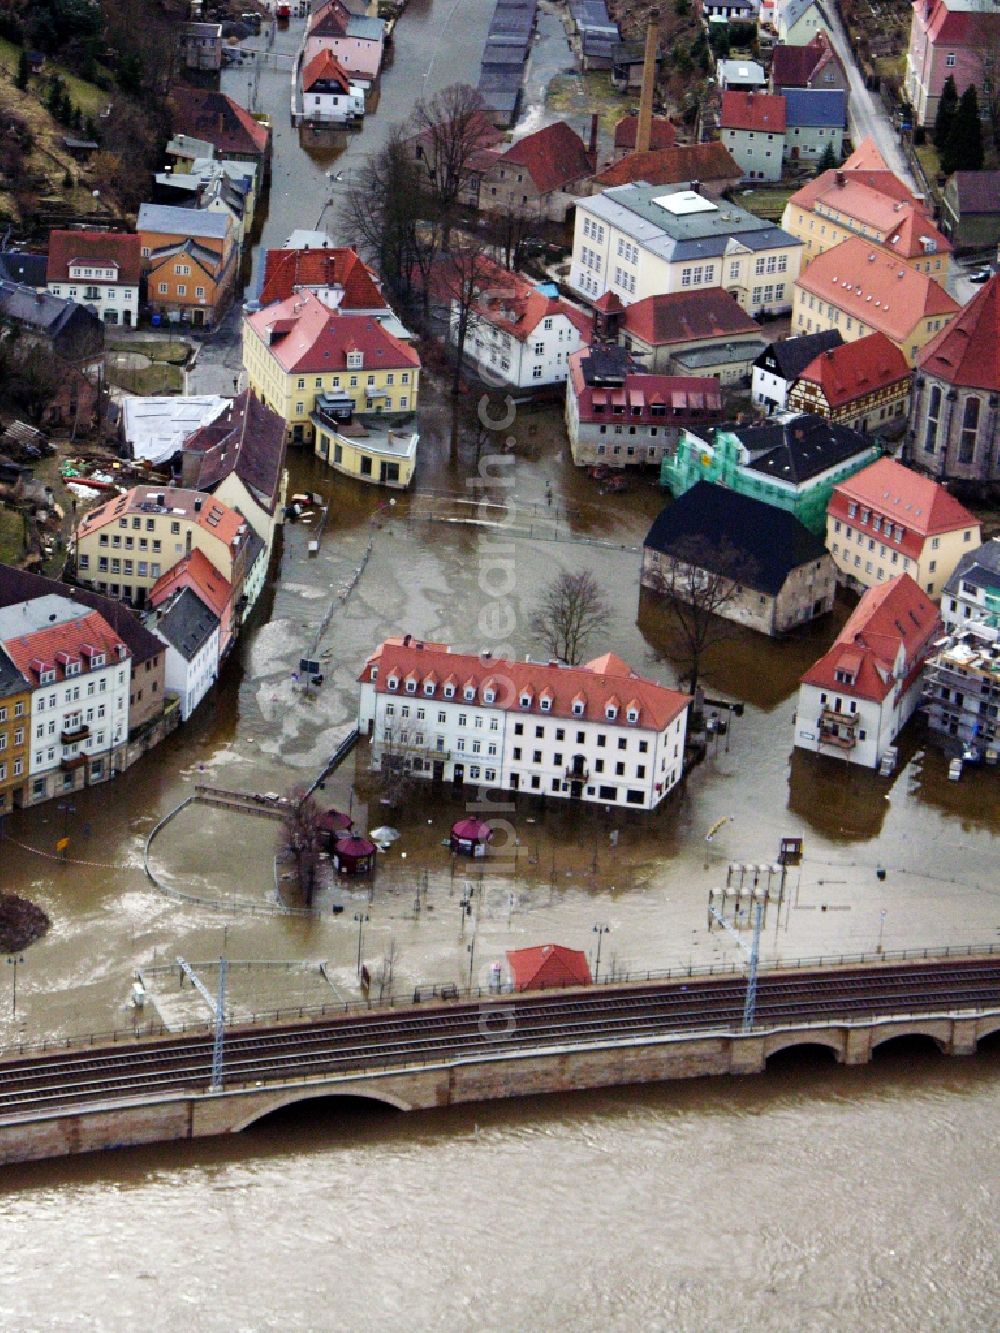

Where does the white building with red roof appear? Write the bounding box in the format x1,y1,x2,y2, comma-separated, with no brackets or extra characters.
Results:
0,594,131,802
787,331,913,436
795,573,941,768
452,261,591,390
358,637,690,810
565,344,723,468
299,49,365,125
242,289,420,445
908,274,1000,486
826,456,981,598
46,230,142,327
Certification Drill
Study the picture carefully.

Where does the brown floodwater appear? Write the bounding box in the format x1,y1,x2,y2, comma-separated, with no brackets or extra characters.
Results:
1,6,998,1323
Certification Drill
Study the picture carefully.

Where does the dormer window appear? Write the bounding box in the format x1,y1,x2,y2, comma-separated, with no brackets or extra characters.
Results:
423,681,435,696
370,666,378,681
605,705,618,720
346,349,363,369
464,685,475,702
66,661,80,677
540,696,552,712
444,684,455,699
572,699,584,717
626,708,638,724
405,679,417,694
387,675,399,691
40,669,56,685
91,653,105,669
519,693,532,709
484,688,495,703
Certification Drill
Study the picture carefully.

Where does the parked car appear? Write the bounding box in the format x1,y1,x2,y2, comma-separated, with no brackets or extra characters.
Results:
970,269,992,285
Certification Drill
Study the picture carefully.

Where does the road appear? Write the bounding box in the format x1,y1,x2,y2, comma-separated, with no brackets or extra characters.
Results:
819,0,917,190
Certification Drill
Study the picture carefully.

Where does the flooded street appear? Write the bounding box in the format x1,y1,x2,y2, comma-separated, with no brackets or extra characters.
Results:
2,4,1000,1326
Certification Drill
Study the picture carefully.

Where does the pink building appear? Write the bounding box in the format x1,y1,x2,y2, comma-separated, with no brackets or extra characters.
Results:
904,0,1000,127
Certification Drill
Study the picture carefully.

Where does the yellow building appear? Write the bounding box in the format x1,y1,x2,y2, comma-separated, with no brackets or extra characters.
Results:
781,168,952,280
74,486,255,610
827,457,980,600
790,236,959,367
0,649,30,811
242,291,421,446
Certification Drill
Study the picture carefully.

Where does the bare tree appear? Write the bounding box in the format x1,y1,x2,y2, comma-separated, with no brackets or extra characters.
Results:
482,206,543,271
340,127,427,303
530,570,611,666
277,786,324,906
439,239,499,395
642,536,757,696
408,83,496,240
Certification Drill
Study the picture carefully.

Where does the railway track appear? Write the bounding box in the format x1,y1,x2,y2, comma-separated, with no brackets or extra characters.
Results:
2,958,999,1120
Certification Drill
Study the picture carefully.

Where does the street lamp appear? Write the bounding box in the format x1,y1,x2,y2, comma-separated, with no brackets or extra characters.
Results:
593,924,610,982
877,908,887,954
354,912,369,976
7,954,24,1017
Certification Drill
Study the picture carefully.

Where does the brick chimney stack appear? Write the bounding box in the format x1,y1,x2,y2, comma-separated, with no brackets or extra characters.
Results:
635,8,660,155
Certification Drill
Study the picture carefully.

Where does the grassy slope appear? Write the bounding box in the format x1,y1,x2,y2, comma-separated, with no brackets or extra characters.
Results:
0,38,109,116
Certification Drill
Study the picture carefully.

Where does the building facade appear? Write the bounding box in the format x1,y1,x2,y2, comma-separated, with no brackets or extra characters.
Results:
940,539,1000,635
904,0,1000,127
826,456,981,598
752,330,843,413
720,92,787,182
795,573,940,769
46,230,141,327
570,182,802,316
137,203,238,328
358,638,690,811
0,649,30,811
786,332,912,436
148,586,221,721
923,625,1000,755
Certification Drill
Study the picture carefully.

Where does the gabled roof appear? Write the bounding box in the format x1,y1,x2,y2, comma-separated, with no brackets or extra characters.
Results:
943,538,1000,597
301,48,353,93
591,142,740,189
795,332,910,406
0,566,163,665
181,389,287,514
0,645,28,699
726,413,876,484
0,279,100,342
758,329,843,379
137,203,231,242
622,288,759,347
245,290,420,373
950,171,1000,216
1,607,129,683
359,638,690,731
721,91,787,133
149,548,233,620
152,586,219,662
794,237,958,342
644,481,830,594
170,87,270,157
259,246,385,310
46,230,142,286
917,273,1000,393
800,573,939,703
0,251,47,288
147,238,225,280
770,36,827,87
78,485,249,552
456,259,591,343
569,347,723,425
831,457,979,537
497,121,594,194
780,0,824,30
783,88,845,128
840,136,891,172
613,114,676,152
507,944,592,992
921,0,1000,45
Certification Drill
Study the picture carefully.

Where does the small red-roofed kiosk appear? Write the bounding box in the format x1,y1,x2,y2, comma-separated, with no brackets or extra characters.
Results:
506,944,592,993
450,817,493,857
333,835,376,875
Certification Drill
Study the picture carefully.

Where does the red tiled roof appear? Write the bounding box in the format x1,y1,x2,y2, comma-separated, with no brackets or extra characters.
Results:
795,237,958,342
840,136,891,172
592,142,740,189
569,349,723,425
507,944,592,992
593,290,624,315
2,609,128,683
302,48,352,93
359,639,690,731
621,288,759,347
497,121,593,195
46,230,142,286
308,0,351,37
149,548,232,619
924,0,998,45
460,258,591,343
246,290,420,373
917,273,1000,393
259,246,385,310
830,457,978,540
800,573,939,703
795,332,910,407
171,88,270,158
770,37,826,88
721,91,787,133
79,485,249,551
613,114,676,151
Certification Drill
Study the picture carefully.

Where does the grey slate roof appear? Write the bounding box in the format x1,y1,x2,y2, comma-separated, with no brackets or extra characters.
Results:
0,280,89,338
755,330,842,380
644,481,829,594
0,645,29,699
784,88,846,128
0,251,47,288
154,586,219,662
585,183,801,265
951,171,1000,216
943,538,1000,597
726,413,874,484
137,203,231,240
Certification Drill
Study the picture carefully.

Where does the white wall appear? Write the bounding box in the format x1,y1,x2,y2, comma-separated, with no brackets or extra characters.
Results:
28,656,130,799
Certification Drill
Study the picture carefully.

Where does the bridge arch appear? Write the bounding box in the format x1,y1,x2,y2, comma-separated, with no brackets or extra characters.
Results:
975,1017,1000,1044
763,1032,843,1063
231,1085,413,1131
870,1024,948,1056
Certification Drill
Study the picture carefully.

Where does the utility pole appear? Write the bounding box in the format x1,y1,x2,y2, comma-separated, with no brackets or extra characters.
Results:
176,956,227,1090
592,924,610,982
708,899,764,1031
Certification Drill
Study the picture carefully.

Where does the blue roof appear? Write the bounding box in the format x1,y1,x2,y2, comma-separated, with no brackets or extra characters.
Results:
784,88,846,129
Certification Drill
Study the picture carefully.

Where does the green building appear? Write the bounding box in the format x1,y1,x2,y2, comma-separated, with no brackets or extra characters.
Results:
660,414,881,536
